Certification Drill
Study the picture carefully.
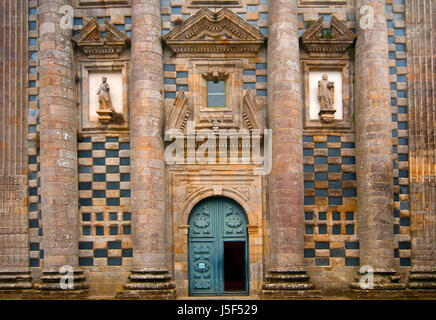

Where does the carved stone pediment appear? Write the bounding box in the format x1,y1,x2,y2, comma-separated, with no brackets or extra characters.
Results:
242,88,266,132
165,88,192,133
72,18,130,59
300,16,355,57
162,8,266,57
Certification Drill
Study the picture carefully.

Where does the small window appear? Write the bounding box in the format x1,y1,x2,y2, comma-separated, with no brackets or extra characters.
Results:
207,80,225,107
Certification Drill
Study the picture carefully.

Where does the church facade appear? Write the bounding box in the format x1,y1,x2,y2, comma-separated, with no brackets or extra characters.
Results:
0,0,435,299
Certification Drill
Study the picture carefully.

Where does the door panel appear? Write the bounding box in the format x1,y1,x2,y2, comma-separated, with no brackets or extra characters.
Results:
188,197,248,296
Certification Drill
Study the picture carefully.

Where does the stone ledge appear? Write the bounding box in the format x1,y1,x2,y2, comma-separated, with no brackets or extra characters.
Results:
21,289,90,300
115,289,176,300
261,289,323,300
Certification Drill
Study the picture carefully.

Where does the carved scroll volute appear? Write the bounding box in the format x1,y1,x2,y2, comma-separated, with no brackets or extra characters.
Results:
242,87,266,132
165,88,192,133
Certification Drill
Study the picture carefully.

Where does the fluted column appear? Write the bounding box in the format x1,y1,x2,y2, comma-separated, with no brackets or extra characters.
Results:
262,0,318,298
118,0,175,299
0,0,32,291
406,0,436,291
351,0,404,292
38,0,87,292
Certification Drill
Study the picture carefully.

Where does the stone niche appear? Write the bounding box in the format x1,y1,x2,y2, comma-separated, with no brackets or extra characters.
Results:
78,62,129,132
73,18,130,132
300,15,355,131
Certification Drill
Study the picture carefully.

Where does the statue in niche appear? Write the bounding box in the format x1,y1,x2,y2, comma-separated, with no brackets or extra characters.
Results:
317,74,336,123
96,76,124,125
97,77,115,113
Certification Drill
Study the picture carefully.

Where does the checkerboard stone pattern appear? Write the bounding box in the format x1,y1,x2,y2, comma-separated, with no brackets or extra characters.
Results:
77,135,132,267
303,134,359,268
28,0,42,270
386,0,411,268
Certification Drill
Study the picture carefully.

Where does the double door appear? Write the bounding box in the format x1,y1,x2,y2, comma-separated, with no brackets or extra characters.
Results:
188,197,249,296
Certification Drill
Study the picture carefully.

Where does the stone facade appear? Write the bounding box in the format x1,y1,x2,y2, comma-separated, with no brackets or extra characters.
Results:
0,0,435,299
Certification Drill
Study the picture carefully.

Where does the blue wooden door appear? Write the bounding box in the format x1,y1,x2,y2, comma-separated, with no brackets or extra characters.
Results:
188,197,249,296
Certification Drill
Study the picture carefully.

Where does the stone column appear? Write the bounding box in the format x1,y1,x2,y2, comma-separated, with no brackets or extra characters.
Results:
37,0,87,293
117,0,175,299
406,0,436,293
262,0,318,298
351,0,404,293
0,0,32,292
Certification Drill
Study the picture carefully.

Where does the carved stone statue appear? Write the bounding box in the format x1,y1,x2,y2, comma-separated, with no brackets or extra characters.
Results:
97,77,115,112
318,74,335,109
317,74,336,123
96,77,122,125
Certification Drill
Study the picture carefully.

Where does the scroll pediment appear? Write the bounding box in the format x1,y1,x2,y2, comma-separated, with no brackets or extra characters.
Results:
73,18,130,58
165,88,192,133
242,88,266,132
162,8,266,57
300,16,355,57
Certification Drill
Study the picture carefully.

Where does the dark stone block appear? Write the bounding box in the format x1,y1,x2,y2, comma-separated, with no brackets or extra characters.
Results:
122,249,133,257
79,257,93,267
315,242,329,249
92,142,105,150
107,198,120,206
93,158,105,166
345,241,359,249
304,249,315,258
79,182,92,190
79,242,93,250
108,241,122,249
327,136,340,142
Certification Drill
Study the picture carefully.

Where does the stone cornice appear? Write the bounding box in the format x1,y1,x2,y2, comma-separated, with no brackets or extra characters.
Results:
162,8,266,57
72,18,130,59
300,16,355,57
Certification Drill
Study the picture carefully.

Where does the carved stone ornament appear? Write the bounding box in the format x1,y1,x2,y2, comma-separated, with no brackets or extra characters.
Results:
162,8,266,57
242,88,266,132
165,87,266,134
72,18,130,59
165,88,192,133
317,74,336,123
300,15,355,57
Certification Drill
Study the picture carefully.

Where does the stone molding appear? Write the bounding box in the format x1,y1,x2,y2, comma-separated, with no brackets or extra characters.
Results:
73,18,130,59
76,0,130,7
300,15,355,58
162,8,265,57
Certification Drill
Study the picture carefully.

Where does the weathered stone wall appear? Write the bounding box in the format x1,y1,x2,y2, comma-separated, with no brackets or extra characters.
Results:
0,0,31,289
0,0,432,298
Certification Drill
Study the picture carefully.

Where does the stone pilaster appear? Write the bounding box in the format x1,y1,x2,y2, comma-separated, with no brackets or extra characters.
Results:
116,0,175,299
262,0,319,299
405,0,436,293
36,0,87,295
351,0,405,295
0,0,32,293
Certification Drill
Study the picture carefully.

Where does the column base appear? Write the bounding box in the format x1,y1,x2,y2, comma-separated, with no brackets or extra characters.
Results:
349,269,406,299
116,270,176,300
261,270,322,299
407,270,436,290
21,270,89,299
